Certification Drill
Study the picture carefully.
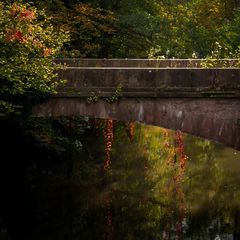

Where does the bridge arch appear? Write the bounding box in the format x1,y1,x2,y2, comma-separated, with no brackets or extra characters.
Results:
32,97,240,151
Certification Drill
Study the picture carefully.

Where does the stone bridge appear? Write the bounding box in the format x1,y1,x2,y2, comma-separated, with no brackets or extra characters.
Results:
32,59,240,150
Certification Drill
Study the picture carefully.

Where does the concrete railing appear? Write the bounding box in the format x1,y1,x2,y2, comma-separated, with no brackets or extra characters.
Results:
54,58,240,68
54,59,240,98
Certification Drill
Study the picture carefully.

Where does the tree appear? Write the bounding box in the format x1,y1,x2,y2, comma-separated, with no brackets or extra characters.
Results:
0,2,69,117
29,0,116,57
149,0,240,58
22,0,240,58
29,0,160,58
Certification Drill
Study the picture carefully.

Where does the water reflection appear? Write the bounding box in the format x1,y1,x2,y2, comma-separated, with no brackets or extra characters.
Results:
1,118,240,240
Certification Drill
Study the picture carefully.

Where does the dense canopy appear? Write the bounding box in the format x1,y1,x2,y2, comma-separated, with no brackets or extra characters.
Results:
27,0,240,58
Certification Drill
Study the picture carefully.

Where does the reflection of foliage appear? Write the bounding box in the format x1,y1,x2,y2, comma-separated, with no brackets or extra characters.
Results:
103,119,114,171
125,122,135,142
104,194,114,240
184,135,240,238
136,126,188,239
1,118,240,239
109,122,240,239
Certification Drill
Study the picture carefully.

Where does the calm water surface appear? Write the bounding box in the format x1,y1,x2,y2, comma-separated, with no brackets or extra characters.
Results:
2,118,240,240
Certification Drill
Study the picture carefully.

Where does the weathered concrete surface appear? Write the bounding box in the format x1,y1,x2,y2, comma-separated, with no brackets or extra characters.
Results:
54,58,240,68
57,68,240,98
32,98,240,151
54,59,240,97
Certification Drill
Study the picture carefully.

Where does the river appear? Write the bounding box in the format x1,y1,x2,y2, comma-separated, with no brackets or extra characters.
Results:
1,117,240,240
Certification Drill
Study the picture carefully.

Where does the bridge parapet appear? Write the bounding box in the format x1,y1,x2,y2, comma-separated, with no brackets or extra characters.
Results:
54,58,240,68
55,59,240,98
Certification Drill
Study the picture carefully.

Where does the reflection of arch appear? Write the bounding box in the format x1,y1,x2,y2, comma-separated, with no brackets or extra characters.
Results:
32,98,240,151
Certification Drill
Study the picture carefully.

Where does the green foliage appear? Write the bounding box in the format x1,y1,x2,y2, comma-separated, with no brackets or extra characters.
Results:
28,0,163,58
85,84,123,103
104,83,123,103
86,92,99,103
200,42,240,68
26,0,240,58
149,0,240,58
0,2,69,117
109,0,159,58
30,0,116,58
78,0,240,58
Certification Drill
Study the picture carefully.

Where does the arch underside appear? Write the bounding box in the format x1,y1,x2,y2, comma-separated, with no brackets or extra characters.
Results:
32,98,240,151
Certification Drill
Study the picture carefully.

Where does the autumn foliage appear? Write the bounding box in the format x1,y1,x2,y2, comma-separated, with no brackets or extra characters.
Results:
0,2,69,117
